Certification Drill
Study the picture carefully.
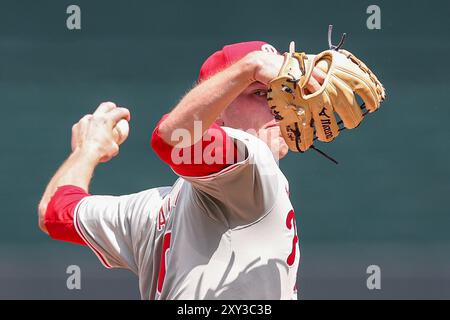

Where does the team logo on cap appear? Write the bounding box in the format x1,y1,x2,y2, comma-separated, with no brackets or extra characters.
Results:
261,44,277,54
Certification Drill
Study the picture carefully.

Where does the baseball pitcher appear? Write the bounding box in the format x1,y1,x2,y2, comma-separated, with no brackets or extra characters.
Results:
38,31,384,299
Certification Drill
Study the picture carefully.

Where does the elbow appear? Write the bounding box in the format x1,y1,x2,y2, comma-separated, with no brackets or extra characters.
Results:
153,120,173,147
36,186,90,245
151,119,175,158
151,113,175,150
38,201,49,235
151,124,164,151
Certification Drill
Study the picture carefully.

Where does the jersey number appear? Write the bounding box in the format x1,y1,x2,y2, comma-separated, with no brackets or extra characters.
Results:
157,231,171,295
286,210,298,267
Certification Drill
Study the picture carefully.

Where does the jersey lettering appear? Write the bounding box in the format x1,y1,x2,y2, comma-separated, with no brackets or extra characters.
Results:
157,207,166,231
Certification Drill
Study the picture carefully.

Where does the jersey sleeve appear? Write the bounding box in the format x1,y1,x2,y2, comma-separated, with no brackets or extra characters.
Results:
181,128,282,226
44,185,90,245
151,114,237,177
73,188,169,273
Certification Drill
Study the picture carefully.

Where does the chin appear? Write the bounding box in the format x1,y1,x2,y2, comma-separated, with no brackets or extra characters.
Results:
268,136,289,161
257,128,289,161
277,139,289,160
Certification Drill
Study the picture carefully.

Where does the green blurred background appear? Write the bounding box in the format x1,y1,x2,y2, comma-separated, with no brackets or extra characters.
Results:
0,0,449,299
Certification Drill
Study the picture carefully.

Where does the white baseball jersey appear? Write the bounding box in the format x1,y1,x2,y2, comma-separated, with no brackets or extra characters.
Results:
73,127,300,299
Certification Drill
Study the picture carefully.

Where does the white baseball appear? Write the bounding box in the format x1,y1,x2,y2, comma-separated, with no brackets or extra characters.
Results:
113,119,130,145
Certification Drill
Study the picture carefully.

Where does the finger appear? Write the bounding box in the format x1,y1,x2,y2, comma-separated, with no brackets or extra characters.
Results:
71,122,79,134
107,107,131,125
78,115,93,133
99,155,112,163
79,114,93,124
100,144,119,163
305,76,322,95
71,123,79,151
72,115,91,150
312,67,326,85
111,144,120,158
94,102,117,115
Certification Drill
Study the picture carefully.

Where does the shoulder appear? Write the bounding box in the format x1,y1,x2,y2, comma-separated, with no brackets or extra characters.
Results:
222,127,273,159
223,127,283,176
130,186,172,202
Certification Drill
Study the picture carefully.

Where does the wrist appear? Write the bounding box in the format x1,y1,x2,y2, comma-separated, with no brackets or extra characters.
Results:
237,52,261,83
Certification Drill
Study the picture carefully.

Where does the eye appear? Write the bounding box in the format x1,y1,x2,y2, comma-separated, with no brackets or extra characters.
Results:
253,90,267,97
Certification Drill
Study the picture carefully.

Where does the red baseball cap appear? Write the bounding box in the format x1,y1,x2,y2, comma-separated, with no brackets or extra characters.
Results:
198,41,278,83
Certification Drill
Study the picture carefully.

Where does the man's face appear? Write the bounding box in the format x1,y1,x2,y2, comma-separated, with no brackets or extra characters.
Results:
220,82,289,160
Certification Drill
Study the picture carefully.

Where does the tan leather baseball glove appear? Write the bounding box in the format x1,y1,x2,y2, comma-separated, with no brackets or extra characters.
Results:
267,26,386,154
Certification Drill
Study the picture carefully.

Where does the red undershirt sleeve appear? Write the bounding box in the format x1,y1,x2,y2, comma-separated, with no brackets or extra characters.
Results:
44,185,91,245
151,114,238,177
